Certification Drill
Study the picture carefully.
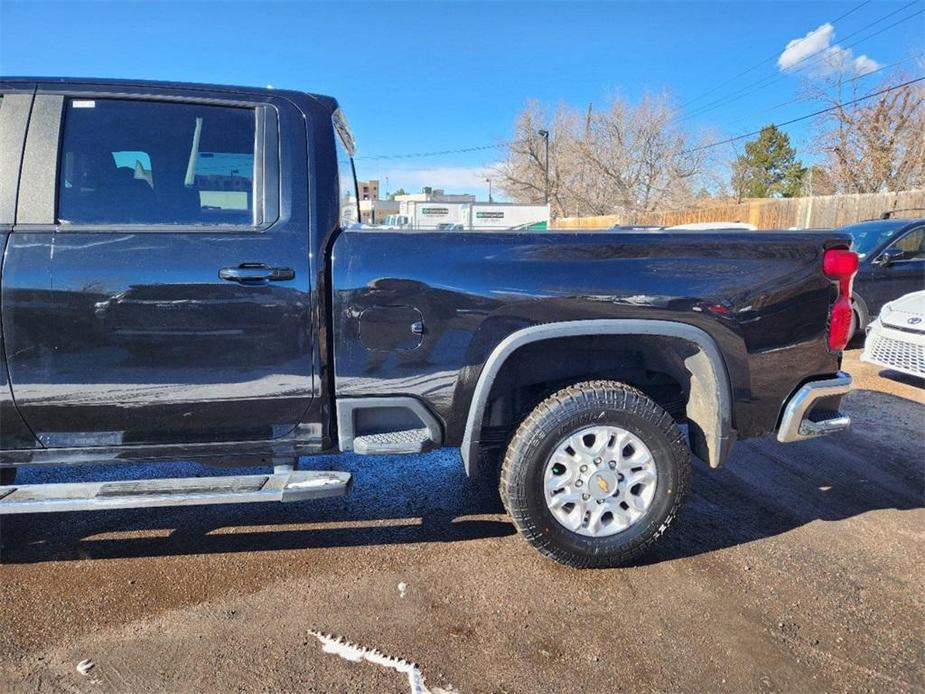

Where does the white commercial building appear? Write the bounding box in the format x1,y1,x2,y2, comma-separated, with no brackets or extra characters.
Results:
385,200,550,230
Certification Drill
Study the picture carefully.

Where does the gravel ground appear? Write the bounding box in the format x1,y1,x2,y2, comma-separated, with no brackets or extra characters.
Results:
0,348,922,693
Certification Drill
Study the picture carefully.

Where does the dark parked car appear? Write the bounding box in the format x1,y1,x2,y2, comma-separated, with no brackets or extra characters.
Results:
0,77,858,567
838,215,925,335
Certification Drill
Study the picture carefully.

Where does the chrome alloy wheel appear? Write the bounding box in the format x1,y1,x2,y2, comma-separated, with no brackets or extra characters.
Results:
543,425,658,537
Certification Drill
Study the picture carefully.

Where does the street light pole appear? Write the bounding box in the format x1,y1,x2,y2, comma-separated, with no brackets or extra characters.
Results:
537,129,549,205
485,177,492,203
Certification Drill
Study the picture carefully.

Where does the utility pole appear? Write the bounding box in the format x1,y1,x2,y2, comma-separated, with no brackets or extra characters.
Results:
485,177,493,203
537,129,549,205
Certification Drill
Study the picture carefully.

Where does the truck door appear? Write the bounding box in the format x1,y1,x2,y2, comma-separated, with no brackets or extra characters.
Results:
2,88,315,448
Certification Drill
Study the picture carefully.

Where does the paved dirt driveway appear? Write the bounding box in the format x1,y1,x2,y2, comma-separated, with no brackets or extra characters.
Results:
1,349,922,693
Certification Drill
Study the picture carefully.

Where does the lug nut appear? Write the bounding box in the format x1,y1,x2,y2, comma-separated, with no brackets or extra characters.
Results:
594,457,602,464
608,460,616,470
617,473,625,482
582,493,590,501
579,464,588,472
597,499,604,505
575,480,583,487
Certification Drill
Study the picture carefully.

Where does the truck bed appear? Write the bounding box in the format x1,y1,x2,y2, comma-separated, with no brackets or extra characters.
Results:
331,228,851,444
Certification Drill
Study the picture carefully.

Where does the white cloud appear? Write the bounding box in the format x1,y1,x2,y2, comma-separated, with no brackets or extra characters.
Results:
778,24,835,70
777,23,881,76
851,54,881,76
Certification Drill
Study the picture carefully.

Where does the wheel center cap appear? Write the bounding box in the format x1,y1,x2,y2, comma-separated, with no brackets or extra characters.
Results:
588,470,618,501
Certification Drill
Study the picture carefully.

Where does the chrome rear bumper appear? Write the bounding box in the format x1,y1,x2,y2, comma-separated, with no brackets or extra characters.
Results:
777,371,852,443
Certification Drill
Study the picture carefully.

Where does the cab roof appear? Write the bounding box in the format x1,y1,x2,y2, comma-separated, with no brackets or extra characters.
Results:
0,76,339,113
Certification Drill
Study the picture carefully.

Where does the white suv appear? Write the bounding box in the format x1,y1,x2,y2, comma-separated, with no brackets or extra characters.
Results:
861,290,925,379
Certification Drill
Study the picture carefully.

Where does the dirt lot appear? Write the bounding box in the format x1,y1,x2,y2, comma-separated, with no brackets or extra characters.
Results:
0,349,922,693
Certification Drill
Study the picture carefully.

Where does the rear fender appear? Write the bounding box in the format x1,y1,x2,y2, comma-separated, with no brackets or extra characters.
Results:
460,319,735,475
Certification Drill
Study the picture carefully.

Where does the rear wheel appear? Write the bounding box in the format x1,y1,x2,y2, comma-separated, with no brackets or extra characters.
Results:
848,309,859,344
500,380,690,568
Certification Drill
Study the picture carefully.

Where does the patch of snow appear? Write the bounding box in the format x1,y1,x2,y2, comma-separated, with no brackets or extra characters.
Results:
309,630,447,694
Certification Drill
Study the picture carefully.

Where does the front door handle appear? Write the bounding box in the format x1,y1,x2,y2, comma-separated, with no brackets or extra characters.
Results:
219,263,295,284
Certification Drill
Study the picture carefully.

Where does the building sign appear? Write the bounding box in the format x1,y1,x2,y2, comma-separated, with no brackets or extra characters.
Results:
476,211,505,219
421,207,450,216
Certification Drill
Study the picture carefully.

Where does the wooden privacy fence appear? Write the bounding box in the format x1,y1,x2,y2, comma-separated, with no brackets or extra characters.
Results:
552,190,925,229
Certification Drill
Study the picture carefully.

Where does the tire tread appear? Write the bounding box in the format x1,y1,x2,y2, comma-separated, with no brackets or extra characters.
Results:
499,380,691,568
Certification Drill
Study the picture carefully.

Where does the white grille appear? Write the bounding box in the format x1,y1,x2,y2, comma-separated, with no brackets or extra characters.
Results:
866,334,925,376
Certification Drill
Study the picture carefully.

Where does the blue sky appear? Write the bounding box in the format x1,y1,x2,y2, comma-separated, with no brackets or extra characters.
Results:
2,0,923,199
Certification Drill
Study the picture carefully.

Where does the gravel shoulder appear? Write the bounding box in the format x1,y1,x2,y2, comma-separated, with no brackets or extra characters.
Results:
0,349,922,693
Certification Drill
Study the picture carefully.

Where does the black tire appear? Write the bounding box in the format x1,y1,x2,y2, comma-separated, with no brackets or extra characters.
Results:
848,310,859,345
0,467,15,486
500,380,691,568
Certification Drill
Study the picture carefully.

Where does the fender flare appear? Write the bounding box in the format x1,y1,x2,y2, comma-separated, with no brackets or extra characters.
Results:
460,319,736,475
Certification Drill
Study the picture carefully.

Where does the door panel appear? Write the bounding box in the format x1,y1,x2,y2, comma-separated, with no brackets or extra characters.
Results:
3,91,314,447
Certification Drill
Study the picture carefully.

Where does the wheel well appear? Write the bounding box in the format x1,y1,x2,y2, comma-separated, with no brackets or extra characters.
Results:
477,334,698,462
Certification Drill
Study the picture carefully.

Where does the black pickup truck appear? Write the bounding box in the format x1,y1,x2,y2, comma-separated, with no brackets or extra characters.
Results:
0,78,858,567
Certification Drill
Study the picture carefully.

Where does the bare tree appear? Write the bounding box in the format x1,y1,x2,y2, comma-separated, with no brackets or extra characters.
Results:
807,70,925,193
495,94,710,219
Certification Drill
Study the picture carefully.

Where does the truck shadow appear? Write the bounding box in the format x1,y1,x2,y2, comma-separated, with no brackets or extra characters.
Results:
0,389,921,566
647,386,924,565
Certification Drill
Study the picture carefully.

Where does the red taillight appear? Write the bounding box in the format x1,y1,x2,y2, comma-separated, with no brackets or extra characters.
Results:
823,247,859,352
823,248,859,279
828,296,853,351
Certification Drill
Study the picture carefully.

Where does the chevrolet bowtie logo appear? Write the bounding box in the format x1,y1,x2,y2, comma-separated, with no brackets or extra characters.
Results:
596,477,610,494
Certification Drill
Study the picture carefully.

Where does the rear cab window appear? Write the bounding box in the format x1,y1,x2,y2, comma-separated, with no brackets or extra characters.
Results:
58,98,258,226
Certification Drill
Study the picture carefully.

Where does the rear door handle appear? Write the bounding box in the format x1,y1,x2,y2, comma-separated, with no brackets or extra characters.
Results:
219,263,295,284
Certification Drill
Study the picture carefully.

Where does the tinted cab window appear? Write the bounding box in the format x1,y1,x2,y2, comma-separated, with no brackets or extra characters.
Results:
58,98,256,226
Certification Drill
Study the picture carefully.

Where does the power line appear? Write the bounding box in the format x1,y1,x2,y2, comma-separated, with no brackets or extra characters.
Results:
782,0,921,71
356,140,524,160
724,53,924,119
356,5,921,164
678,4,924,123
356,67,923,163
679,4,923,122
682,76,925,155
679,0,873,110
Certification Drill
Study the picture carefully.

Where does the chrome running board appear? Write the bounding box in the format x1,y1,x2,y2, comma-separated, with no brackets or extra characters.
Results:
0,470,351,514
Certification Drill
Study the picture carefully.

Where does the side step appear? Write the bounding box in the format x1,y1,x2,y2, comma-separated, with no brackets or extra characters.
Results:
337,397,442,455
352,428,435,455
0,470,351,515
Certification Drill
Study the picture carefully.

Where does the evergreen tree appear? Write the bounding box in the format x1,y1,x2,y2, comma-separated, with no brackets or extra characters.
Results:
731,125,805,199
